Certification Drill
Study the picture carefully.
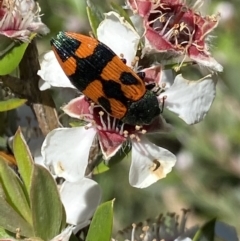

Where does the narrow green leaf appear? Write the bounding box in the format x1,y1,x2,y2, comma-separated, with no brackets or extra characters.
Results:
0,226,12,239
60,205,67,231
86,200,114,241
0,137,7,149
86,0,104,37
0,158,32,225
86,6,100,37
30,164,63,240
193,218,216,241
0,99,27,112
0,42,29,75
0,189,33,237
110,2,135,28
13,128,34,195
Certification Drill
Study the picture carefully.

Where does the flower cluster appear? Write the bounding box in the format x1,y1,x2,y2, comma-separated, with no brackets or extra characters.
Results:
113,210,196,241
38,0,221,189
0,0,49,41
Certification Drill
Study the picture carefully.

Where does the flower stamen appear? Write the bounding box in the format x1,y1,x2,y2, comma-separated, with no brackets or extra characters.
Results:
160,15,174,37
141,129,147,134
131,56,139,68
135,125,141,131
98,111,107,131
131,223,136,241
123,130,129,138
119,122,125,135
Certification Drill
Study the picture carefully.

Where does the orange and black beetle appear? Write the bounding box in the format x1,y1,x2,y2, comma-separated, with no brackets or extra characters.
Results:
51,32,160,125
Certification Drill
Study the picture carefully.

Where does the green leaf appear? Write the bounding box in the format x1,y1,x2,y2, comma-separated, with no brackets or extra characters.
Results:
60,205,67,231
30,164,64,240
0,42,29,75
110,2,135,28
86,7,100,37
0,226,13,239
86,0,104,37
0,137,7,149
193,218,216,241
86,200,114,241
13,128,34,196
0,158,32,225
0,99,27,112
0,187,33,237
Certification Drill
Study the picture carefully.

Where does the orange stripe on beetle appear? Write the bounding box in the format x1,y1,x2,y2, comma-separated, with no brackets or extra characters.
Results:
83,79,103,102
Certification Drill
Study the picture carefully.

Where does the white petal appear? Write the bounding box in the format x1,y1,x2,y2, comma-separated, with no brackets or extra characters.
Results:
161,69,174,87
37,51,76,89
60,179,102,225
50,226,74,241
41,127,96,182
97,11,140,66
130,14,144,36
38,78,51,90
73,220,91,233
160,74,217,124
98,130,126,161
129,137,176,188
174,238,192,241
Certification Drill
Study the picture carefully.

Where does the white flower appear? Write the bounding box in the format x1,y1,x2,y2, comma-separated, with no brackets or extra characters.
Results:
41,127,102,228
60,96,176,188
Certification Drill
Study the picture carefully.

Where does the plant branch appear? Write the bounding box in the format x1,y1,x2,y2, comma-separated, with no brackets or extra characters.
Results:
1,39,59,136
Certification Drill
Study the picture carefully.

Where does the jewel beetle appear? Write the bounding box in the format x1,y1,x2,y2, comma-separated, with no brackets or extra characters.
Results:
51,31,160,125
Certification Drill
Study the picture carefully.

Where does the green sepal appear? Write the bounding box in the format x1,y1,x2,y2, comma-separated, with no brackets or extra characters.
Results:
93,161,110,175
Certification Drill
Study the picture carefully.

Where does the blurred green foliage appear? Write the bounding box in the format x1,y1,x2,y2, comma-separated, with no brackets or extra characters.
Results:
35,0,240,235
